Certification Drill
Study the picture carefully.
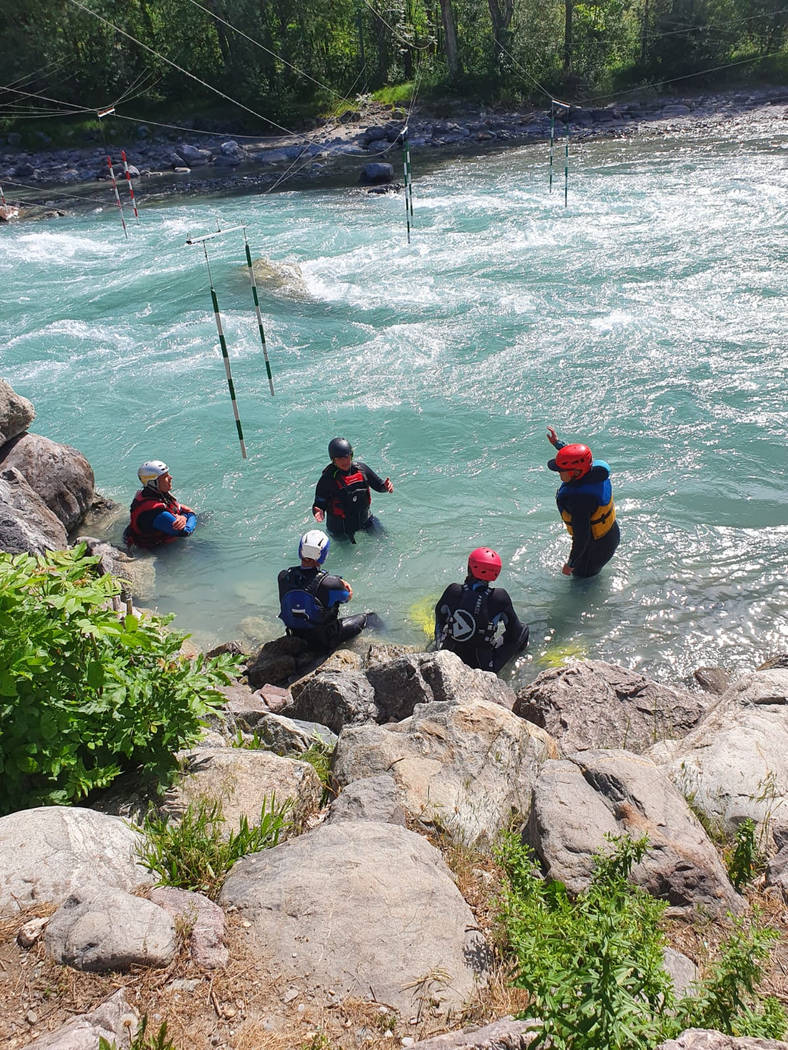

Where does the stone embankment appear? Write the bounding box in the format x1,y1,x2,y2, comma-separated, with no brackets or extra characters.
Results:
1,376,787,1049
0,87,784,217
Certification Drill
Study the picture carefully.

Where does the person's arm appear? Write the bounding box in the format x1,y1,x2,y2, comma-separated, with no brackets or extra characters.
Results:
320,573,352,608
547,426,566,451
361,463,393,494
151,509,197,536
312,474,331,522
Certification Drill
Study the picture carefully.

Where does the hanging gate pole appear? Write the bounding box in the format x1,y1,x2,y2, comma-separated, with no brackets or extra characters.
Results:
121,150,140,221
187,233,248,460
402,128,414,244
106,156,128,238
549,100,571,207
243,231,275,396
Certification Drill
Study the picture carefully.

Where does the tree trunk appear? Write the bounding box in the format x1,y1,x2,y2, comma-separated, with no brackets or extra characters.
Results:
487,0,514,64
439,0,461,79
564,0,573,73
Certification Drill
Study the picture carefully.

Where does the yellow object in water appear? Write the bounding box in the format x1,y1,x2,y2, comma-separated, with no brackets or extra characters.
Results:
408,595,438,639
539,642,588,668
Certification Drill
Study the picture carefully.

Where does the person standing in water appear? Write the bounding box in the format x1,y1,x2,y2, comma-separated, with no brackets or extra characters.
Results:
434,547,529,672
312,437,394,543
546,427,620,577
124,460,197,550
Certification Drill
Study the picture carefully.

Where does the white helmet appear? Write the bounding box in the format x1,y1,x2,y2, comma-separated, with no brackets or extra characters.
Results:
299,529,330,564
138,460,169,489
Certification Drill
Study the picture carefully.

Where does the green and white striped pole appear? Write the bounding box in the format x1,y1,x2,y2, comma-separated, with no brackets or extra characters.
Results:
564,112,570,208
243,232,275,396
194,238,247,459
549,107,555,194
550,100,571,206
402,128,414,243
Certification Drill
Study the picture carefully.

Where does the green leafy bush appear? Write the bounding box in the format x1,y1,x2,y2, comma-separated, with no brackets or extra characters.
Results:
137,793,291,898
725,817,764,890
0,546,240,815
498,833,786,1049
498,833,673,1050
99,1015,176,1050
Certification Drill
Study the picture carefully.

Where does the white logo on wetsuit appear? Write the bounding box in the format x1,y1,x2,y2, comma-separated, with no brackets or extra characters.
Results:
449,609,477,641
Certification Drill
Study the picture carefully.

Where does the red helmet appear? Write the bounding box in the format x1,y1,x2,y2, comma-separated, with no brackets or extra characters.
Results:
468,547,502,581
552,444,592,477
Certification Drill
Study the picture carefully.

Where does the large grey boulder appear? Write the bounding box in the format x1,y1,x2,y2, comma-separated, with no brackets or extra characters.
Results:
0,466,68,553
220,820,490,1015
514,661,710,754
161,746,323,833
0,378,35,444
328,773,407,826
410,1019,539,1047
0,807,152,917
254,712,337,755
366,650,516,721
174,143,211,165
75,537,155,601
650,669,788,839
19,989,138,1050
525,749,741,916
45,885,177,971
656,1032,788,1049
1,432,94,531
333,699,557,846
284,669,377,734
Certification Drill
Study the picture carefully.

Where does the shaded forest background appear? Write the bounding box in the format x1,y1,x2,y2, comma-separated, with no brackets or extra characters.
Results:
0,0,786,137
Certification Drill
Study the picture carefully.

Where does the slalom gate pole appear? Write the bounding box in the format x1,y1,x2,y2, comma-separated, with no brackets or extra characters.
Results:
564,116,570,208
121,150,140,221
402,128,413,244
0,184,6,206
106,156,128,238
243,232,275,396
200,242,248,459
549,106,555,194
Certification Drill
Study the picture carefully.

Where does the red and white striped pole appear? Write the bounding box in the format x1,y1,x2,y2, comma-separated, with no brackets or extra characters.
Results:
106,157,128,238
121,150,139,221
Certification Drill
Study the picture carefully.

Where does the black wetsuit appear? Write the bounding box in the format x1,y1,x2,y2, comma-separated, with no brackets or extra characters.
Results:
554,459,620,578
312,460,388,541
434,577,529,673
277,565,368,651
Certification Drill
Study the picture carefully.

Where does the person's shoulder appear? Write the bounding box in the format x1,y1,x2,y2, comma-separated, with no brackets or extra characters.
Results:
439,581,464,600
320,572,347,590
590,460,611,479
278,566,297,582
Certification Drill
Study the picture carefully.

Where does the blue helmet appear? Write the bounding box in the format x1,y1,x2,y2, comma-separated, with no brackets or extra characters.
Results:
299,529,330,564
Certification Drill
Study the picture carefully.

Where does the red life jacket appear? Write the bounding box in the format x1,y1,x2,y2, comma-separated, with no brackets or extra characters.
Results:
327,468,371,520
125,490,181,549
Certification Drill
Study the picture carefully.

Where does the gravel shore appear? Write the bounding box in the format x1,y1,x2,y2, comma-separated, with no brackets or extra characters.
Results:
0,85,784,218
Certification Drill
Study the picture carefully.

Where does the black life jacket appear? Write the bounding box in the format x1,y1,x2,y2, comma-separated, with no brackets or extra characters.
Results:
326,467,371,523
437,583,495,649
125,489,180,549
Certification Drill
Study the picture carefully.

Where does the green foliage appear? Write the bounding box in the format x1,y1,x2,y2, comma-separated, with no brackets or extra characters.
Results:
0,546,240,815
725,817,763,890
99,1015,177,1050
299,737,334,789
675,913,786,1039
231,727,265,749
137,793,291,899
498,833,786,1048
498,833,673,1049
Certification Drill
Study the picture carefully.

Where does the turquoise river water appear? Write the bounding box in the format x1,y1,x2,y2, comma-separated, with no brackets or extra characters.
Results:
2,124,786,688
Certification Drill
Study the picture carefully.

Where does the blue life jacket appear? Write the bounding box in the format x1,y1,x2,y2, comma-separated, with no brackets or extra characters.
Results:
279,570,329,630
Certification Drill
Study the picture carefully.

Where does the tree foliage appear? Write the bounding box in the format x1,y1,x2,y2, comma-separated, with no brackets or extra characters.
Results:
0,545,240,815
0,0,783,131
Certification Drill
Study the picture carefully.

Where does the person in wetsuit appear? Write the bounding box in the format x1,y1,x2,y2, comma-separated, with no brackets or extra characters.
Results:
124,460,197,550
278,529,381,651
546,426,620,578
434,547,529,673
312,437,394,543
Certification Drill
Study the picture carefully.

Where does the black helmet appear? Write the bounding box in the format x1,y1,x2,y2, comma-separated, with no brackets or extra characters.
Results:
328,437,353,460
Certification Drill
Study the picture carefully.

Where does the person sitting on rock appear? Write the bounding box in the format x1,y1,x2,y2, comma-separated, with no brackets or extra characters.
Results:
312,437,394,543
278,529,382,651
434,547,529,673
123,460,197,550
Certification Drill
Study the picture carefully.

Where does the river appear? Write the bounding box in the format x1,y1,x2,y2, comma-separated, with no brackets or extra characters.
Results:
2,121,786,688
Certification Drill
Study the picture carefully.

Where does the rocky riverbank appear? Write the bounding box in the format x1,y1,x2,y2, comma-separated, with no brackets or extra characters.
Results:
0,86,785,219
